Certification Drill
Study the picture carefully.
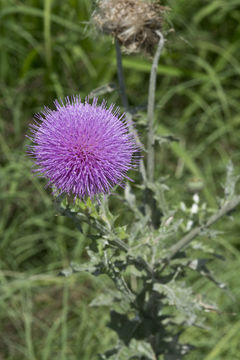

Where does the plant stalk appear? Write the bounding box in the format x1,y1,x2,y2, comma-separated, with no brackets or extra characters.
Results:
167,195,240,262
114,38,147,182
115,38,128,112
145,32,164,226
147,31,164,183
44,0,52,68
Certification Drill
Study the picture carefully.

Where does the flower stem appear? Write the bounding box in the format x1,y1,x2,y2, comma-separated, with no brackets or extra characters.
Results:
115,38,128,112
114,38,147,182
164,194,240,264
146,32,164,226
147,31,164,183
44,0,53,68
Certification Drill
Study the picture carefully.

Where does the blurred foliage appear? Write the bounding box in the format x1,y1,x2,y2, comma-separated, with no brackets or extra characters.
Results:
0,0,240,359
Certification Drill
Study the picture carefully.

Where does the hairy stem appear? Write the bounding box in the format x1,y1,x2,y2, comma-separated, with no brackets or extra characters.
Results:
44,0,52,68
115,38,128,111
147,32,164,183
55,198,156,277
115,38,147,183
167,195,240,261
145,32,164,226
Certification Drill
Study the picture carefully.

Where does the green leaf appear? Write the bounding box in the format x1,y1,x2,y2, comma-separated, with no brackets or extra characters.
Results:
100,339,156,360
154,282,200,326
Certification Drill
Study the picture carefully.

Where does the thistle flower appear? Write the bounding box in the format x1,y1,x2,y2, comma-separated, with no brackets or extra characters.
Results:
27,97,139,199
93,0,169,55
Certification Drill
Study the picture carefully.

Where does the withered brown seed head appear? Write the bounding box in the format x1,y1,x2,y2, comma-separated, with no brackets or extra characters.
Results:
93,0,169,55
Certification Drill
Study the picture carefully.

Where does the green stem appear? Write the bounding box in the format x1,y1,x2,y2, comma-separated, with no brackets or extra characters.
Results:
115,38,147,184
44,0,52,68
147,32,164,183
146,32,164,225
115,38,128,111
167,195,240,262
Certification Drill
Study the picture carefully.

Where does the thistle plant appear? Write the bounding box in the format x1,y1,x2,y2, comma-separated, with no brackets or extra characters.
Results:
27,1,240,359
28,97,138,198
93,0,169,55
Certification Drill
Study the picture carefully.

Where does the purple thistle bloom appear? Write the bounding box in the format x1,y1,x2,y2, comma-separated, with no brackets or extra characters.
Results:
27,96,139,199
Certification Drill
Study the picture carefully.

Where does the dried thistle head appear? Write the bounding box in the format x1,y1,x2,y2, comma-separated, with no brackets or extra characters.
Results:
93,0,169,55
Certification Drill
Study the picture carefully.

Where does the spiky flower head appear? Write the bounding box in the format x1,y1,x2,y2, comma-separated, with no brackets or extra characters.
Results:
27,97,139,199
93,0,169,55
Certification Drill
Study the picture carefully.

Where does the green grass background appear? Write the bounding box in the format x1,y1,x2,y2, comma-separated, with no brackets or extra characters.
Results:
0,0,240,358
